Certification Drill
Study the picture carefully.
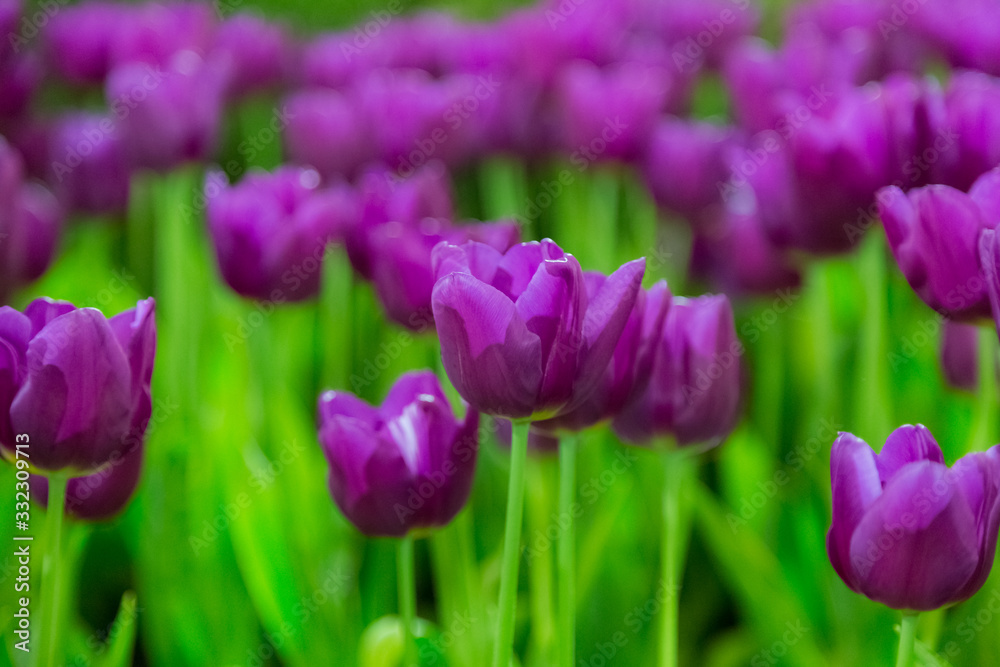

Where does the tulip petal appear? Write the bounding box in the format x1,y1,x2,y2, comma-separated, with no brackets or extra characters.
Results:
572,257,646,409
980,228,1000,343
432,272,542,418
381,370,450,421
0,307,30,448
493,241,545,299
848,461,979,610
969,167,1000,220
432,240,504,284
318,390,378,428
876,424,945,484
23,298,75,337
827,432,882,592
951,446,1000,602
108,298,156,445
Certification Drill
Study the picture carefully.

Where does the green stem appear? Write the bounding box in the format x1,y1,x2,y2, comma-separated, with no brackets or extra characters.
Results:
37,474,68,667
492,421,530,667
968,326,997,451
526,460,555,664
398,535,417,666
557,437,577,667
896,613,919,667
660,450,692,667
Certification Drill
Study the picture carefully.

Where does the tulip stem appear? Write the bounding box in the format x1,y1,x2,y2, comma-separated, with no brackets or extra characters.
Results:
37,474,68,667
557,436,577,667
398,535,417,666
660,449,693,667
492,421,530,667
896,613,919,667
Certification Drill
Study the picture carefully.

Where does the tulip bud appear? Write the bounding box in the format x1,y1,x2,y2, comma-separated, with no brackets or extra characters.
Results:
431,238,645,420
827,425,1000,611
317,371,479,537
282,88,372,181
939,321,979,392
47,112,130,215
210,14,294,100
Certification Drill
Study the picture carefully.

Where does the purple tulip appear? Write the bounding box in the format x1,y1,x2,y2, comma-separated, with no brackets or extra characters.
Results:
643,117,739,225
317,370,479,537
0,52,39,126
282,88,373,181
940,321,979,392
536,280,671,433
43,1,130,84
211,14,294,99
690,197,802,296
614,294,741,446
553,60,670,163
936,72,1000,191
0,0,18,66
0,140,62,303
206,167,356,303
911,0,1000,77
31,443,144,520
346,163,454,280
106,53,226,171
827,425,1000,611
0,297,155,474
431,238,645,420
106,1,216,71
880,168,1000,320
47,112,130,215
368,218,520,331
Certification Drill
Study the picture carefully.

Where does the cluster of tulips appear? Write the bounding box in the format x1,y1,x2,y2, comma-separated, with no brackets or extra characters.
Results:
3,0,1000,664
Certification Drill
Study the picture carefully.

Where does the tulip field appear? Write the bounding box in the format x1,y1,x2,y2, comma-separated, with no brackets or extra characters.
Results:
4,0,1000,666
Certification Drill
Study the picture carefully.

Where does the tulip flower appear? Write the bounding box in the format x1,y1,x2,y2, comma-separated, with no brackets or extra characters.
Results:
431,238,645,420
43,1,129,84
937,72,1000,191
317,370,479,537
0,297,155,474
282,88,373,181
827,425,1000,611
31,444,144,520
614,294,741,446
47,112,130,215
0,140,62,304
206,167,356,302
106,52,226,171
210,14,293,99
880,167,1000,320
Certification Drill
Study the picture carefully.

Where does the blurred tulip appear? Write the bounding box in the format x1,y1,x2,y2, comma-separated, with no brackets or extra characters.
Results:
880,168,1000,320
317,370,479,537
211,14,294,99
431,238,645,420
827,425,1000,611
0,297,155,474
282,88,372,180
31,444,144,520
643,117,739,225
43,1,129,84
936,72,1000,191
940,321,979,392
346,162,454,280
614,294,741,446
47,112,130,215
0,140,62,303
206,167,356,302
106,51,225,171
106,1,216,70
553,60,670,163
